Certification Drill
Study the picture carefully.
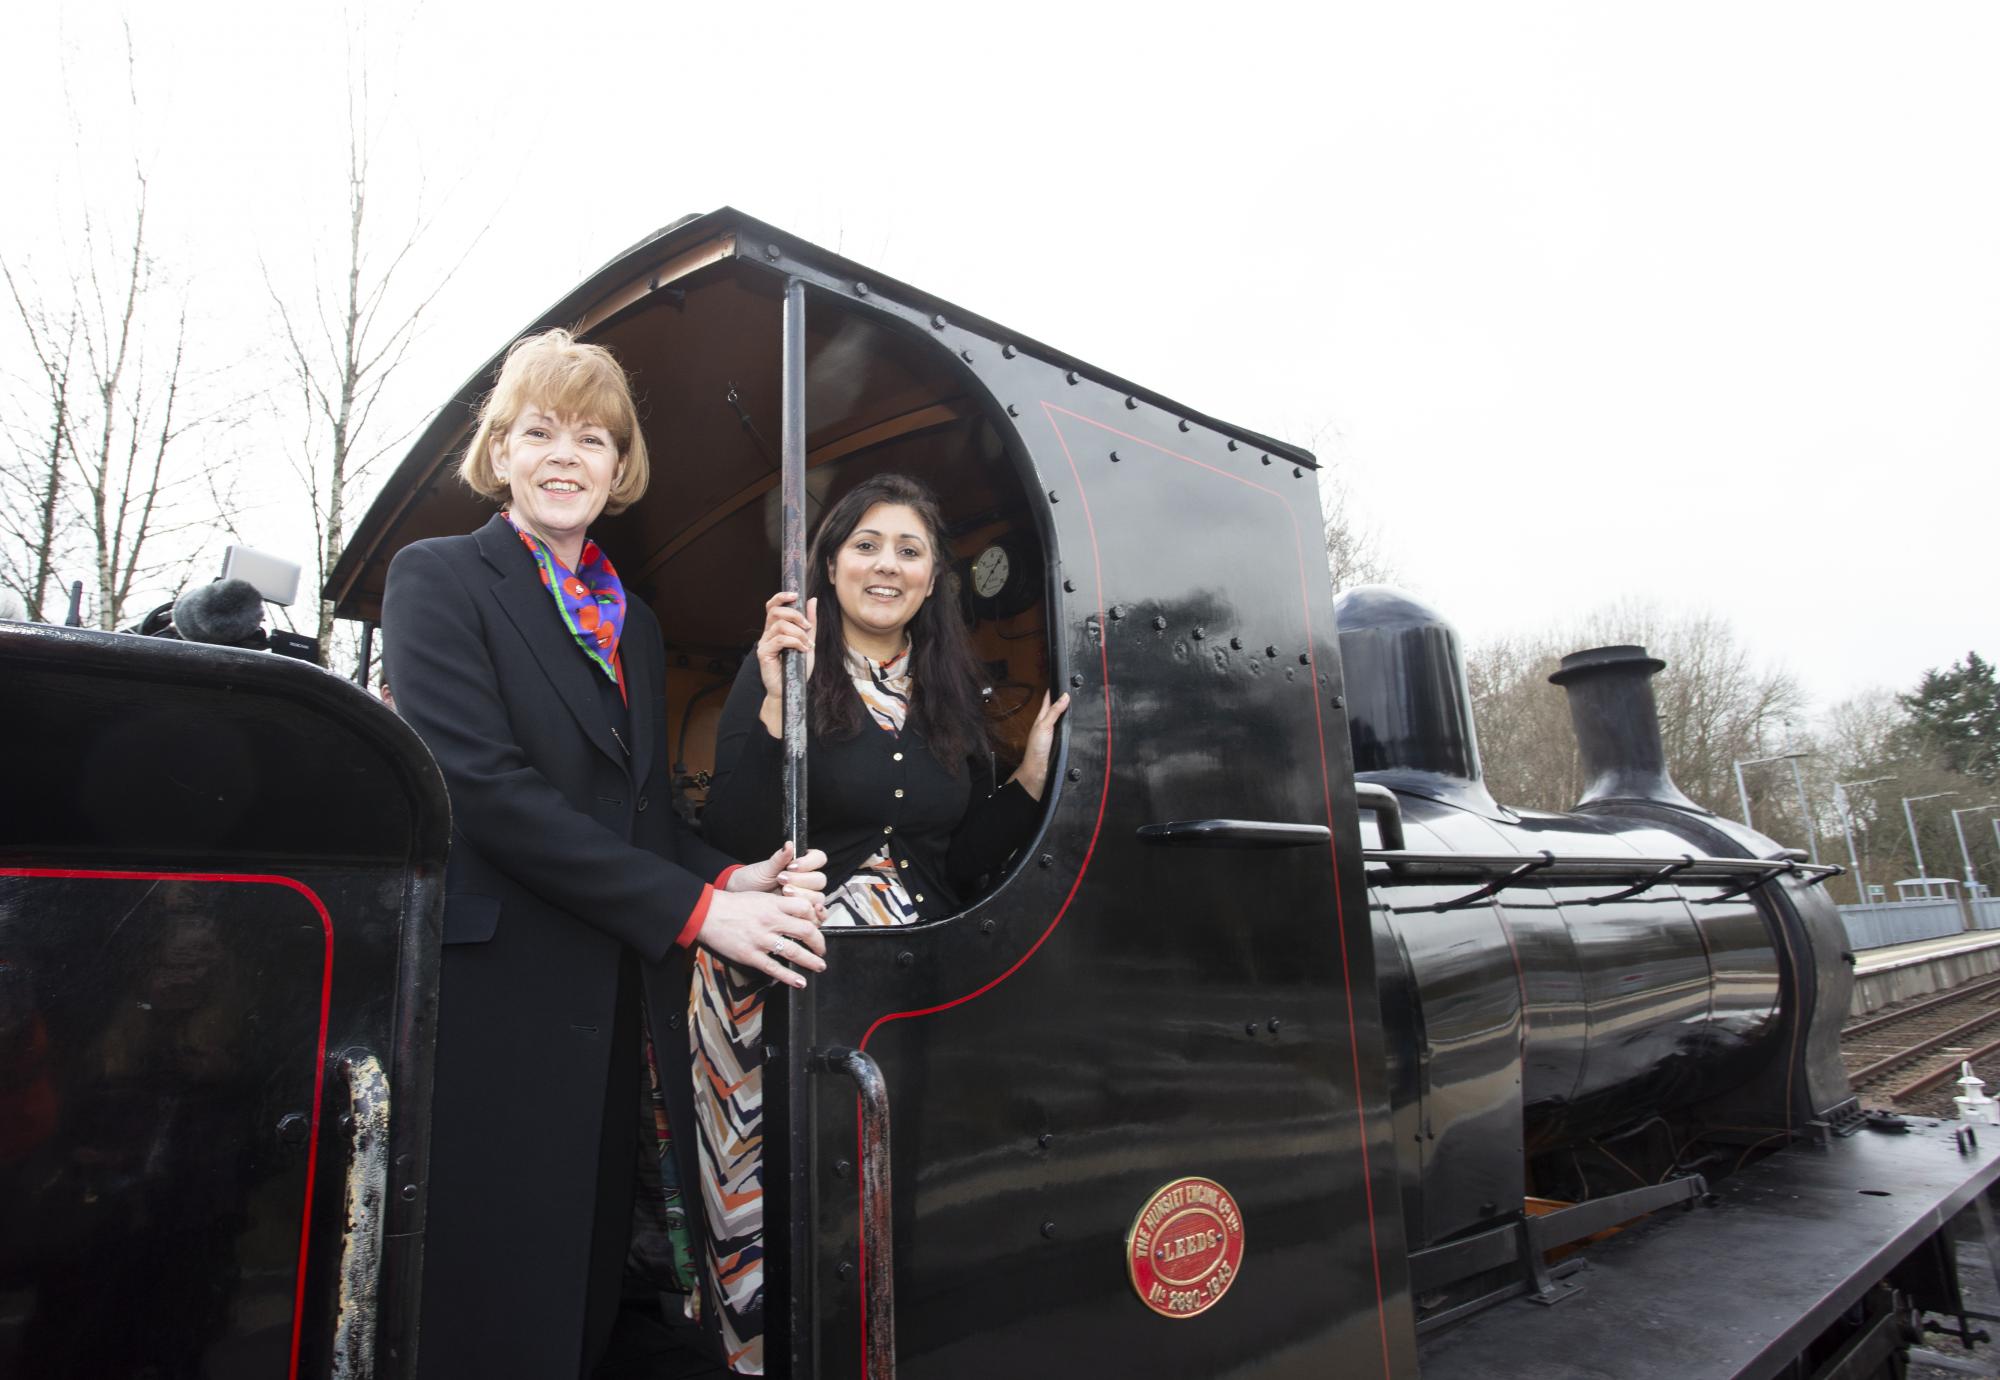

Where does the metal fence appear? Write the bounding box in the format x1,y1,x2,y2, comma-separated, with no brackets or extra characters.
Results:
1839,899,1968,950
1974,898,2000,931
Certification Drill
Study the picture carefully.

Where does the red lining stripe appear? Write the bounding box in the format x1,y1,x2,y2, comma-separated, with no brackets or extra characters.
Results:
854,412,1116,1053
848,405,1117,1376
1038,404,1392,1377
845,404,1393,1378
2,867,336,1380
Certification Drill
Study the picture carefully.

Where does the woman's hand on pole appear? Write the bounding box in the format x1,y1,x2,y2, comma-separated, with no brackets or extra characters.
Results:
1009,691,1072,801
699,888,829,989
728,840,830,919
755,591,816,739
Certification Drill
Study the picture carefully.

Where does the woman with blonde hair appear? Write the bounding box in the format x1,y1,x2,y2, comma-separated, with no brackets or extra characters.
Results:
383,328,829,1377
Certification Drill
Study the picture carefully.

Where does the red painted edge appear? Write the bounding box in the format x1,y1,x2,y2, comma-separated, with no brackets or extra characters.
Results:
1,867,336,1380
845,404,1392,1379
847,406,1118,1376
1040,404,1392,1376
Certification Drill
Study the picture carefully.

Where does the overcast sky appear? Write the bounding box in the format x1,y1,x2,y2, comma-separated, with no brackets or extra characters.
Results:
6,2,1995,710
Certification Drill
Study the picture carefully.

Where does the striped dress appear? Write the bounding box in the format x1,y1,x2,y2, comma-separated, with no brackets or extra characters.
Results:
690,644,920,1374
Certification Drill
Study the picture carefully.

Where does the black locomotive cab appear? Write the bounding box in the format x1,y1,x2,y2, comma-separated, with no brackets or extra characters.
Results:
328,209,1409,1378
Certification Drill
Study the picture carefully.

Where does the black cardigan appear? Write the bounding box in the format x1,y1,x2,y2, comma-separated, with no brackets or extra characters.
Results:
703,657,1040,920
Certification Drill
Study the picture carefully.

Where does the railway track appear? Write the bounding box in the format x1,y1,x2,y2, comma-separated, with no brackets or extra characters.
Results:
1841,976,2000,1115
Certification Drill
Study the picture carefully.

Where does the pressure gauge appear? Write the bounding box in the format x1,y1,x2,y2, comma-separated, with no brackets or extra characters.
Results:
971,543,1011,599
963,533,1040,621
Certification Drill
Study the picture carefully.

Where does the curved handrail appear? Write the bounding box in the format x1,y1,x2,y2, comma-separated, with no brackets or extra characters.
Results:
812,1046,896,1380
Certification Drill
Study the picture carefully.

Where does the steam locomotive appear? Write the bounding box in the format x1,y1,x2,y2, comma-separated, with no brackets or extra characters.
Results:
4,208,1995,1379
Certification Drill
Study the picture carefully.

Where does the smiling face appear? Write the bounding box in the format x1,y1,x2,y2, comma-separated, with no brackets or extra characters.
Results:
492,405,622,562
828,502,939,652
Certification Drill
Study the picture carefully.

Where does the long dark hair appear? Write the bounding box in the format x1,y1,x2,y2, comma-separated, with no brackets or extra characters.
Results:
805,472,989,769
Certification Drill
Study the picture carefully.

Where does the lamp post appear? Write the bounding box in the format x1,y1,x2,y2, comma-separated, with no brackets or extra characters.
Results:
1951,804,2000,891
1835,775,1896,907
1901,791,1960,884
1735,752,1818,863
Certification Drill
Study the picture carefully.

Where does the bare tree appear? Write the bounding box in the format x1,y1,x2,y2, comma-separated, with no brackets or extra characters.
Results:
3,171,223,630
266,48,470,665
0,267,81,621
1299,422,1394,592
1465,631,1585,810
72,185,201,629
1323,469,1396,593
1,33,235,631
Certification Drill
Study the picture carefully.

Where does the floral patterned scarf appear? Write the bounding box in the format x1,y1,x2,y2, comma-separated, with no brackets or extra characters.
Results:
506,513,627,700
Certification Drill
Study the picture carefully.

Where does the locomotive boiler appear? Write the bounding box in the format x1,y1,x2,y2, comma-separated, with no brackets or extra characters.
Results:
4,208,1998,1380
1335,588,1867,1357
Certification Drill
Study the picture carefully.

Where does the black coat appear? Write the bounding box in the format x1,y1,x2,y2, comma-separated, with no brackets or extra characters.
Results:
382,514,738,1378
703,657,1040,920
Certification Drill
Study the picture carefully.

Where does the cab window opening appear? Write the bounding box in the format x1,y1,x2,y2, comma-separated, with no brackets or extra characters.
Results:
578,270,1056,916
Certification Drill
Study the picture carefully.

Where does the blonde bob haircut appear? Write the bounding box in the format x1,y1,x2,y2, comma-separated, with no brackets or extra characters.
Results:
458,328,651,516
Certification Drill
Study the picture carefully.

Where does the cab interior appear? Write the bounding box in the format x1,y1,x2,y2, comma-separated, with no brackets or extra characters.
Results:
360,256,1055,826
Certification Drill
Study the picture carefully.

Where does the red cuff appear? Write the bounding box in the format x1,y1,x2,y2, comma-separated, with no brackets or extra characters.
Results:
676,884,717,949
714,864,743,890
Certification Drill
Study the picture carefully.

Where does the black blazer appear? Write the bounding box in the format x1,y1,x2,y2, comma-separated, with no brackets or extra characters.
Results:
383,514,737,1377
704,657,1040,920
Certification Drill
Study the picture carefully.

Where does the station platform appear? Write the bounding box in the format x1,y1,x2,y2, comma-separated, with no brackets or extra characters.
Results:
1850,931,2000,1018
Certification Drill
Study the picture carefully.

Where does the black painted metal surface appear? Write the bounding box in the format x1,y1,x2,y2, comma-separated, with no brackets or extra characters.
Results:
785,305,1414,1379
1338,604,1851,1277
1418,1120,2000,1379
1370,772,1830,1254
0,622,447,1379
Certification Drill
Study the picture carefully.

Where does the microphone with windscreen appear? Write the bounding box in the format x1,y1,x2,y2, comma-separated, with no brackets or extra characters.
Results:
172,579,268,648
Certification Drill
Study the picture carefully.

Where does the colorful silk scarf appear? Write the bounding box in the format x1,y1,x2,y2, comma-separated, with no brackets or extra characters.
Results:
506,513,627,698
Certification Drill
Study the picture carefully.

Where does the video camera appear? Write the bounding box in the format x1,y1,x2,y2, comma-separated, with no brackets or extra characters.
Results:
128,545,322,665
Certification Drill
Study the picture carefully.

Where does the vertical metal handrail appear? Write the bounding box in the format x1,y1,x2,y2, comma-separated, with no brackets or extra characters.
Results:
775,273,816,1374
331,1049,391,1380
813,1046,896,1380
780,276,809,851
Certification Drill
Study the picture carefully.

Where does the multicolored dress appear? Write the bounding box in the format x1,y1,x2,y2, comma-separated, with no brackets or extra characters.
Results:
690,644,919,1374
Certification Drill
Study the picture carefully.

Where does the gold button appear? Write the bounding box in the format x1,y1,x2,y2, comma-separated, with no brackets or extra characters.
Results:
899,859,908,868
884,826,894,834
893,752,903,761
894,788,905,799
915,894,924,904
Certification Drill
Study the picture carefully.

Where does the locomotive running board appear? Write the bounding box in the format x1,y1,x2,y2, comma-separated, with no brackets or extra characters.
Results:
1409,1177,1712,1330
1417,1119,2000,1379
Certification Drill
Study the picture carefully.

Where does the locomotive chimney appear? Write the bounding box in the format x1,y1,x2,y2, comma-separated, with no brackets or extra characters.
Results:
1548,644,1703,811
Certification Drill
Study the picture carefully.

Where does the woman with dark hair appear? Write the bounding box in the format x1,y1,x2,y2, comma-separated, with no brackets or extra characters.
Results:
697,471,1067,1372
